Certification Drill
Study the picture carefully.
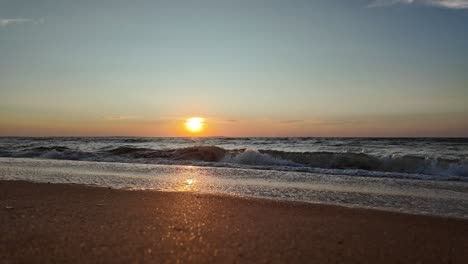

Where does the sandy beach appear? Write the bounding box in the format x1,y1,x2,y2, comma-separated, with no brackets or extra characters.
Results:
2,0,468,262
0,180,467,263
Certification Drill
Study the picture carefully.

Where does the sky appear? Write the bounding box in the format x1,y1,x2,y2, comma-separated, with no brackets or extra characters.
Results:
0,0,467,137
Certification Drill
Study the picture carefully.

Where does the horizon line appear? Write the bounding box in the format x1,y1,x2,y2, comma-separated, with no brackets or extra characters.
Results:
1,135,467,139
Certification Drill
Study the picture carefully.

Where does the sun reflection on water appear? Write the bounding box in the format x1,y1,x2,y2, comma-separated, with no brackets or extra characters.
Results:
178,177,198,192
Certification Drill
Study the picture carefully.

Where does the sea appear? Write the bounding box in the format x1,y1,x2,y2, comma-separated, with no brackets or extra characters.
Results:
0,137,467,218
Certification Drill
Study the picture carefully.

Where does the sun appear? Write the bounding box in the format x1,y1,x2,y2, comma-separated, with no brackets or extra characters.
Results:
185,117,205,133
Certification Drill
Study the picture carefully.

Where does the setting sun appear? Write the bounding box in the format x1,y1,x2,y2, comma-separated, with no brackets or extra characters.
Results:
185,117,205,133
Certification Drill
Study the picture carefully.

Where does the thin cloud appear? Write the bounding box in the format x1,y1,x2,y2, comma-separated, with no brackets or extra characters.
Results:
369,0,468,9
103,115,175,125
103,115,143,121
280,119,305,124
0,18,43,27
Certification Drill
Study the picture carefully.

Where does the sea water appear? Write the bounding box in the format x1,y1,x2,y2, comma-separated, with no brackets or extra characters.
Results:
0,137,467,218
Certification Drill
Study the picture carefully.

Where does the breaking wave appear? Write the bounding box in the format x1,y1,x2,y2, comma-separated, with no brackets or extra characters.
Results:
0,145,467,180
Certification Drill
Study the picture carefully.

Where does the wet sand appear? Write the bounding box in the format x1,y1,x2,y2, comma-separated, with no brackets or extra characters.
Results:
1,180,467,263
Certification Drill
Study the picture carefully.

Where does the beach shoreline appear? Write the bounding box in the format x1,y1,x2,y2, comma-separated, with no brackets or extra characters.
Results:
3,157,467,219
1,180,467,263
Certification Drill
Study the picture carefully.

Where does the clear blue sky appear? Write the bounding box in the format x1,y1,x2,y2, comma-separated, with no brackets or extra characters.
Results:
1,0,467,137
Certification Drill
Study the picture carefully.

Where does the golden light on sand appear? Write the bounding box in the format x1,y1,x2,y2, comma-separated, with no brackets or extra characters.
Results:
185,117,205,133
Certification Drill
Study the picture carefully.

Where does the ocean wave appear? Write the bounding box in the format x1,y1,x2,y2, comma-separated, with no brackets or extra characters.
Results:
31,146,70,152
104,146,227,161
0,144,467,180
260,150,468,177
121,138,155,143
222,149,298,167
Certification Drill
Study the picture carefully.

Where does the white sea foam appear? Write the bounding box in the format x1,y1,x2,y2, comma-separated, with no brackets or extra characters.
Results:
1,157,467,219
